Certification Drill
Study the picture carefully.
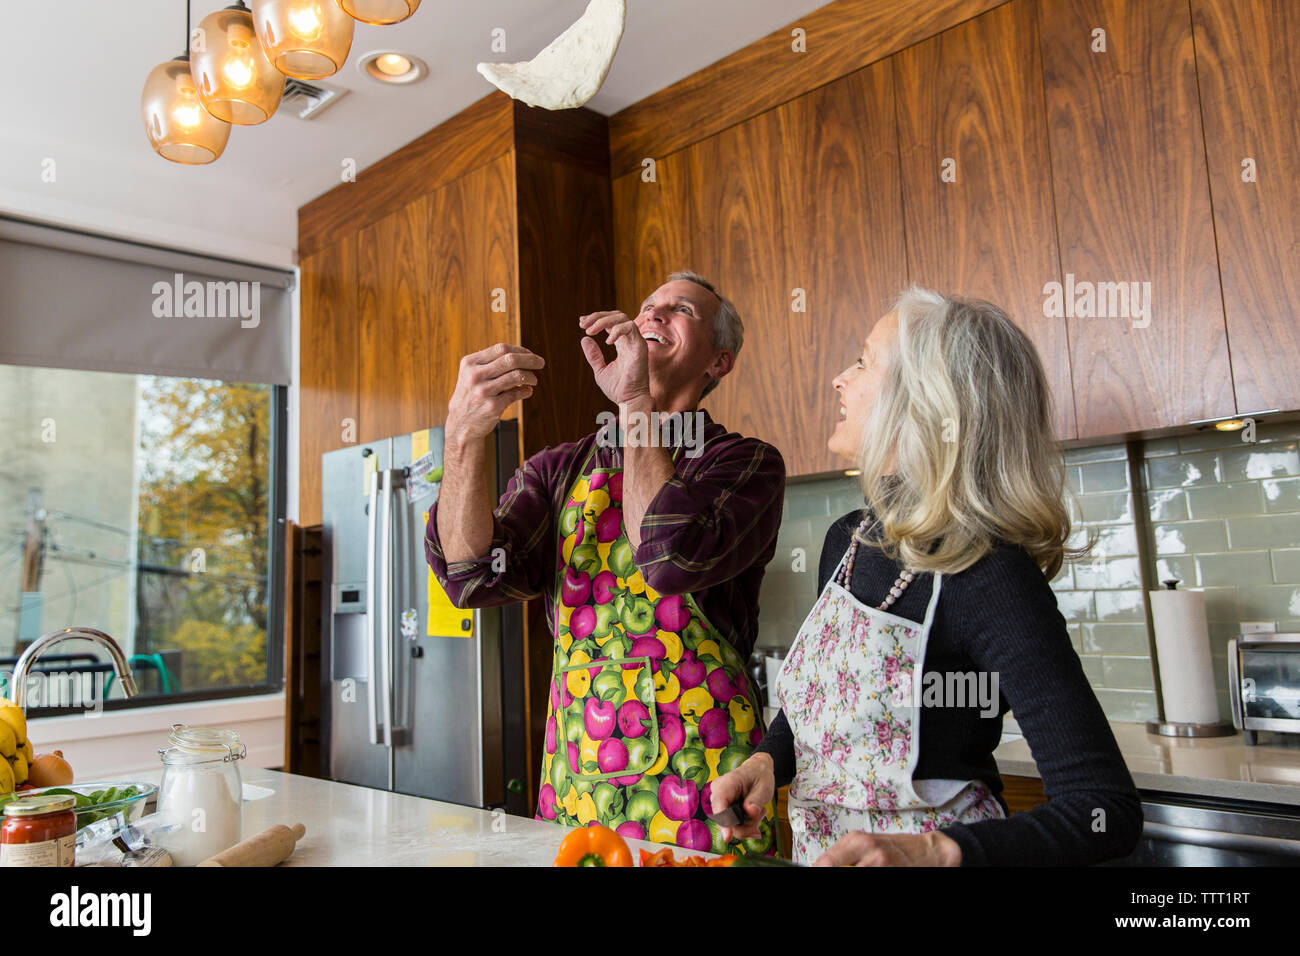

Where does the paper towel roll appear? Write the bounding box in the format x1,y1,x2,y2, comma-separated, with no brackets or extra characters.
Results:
1148,587,1220,724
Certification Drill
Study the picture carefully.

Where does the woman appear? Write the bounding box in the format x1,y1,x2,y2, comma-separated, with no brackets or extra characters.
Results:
710,287,1142,866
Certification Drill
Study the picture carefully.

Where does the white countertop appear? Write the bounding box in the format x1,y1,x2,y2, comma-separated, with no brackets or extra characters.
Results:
995,720,1300,806
136,767,702,866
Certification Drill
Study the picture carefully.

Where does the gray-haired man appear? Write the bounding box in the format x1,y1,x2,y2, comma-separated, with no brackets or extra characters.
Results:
426,272,785,855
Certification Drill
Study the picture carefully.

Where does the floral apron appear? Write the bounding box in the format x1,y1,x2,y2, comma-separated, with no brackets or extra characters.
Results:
775,544,1004,863
535,445,776,857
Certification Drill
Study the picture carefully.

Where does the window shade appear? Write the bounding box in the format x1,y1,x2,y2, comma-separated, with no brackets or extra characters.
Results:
0,217,294,385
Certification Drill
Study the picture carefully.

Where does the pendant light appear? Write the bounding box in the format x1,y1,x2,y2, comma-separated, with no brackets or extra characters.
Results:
191,1,285,125
252,0,354,80
339,0,421,26
142,2,232,164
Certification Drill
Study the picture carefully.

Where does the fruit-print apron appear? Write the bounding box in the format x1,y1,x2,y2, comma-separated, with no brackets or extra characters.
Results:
775,543,1005,864
536,444,776,857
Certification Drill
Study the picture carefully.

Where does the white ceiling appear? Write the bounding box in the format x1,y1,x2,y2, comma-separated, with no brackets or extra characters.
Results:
0,0,828,267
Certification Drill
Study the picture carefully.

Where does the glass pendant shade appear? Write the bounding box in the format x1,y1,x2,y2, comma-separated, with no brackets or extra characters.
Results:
252,0,354,79
339,0,421,26
191,4,285,125
142,57,232,164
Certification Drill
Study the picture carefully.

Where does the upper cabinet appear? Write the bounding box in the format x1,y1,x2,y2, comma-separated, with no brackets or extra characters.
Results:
612,64,906,475
604,0,1299,472
894,0,1075,441
1189,0,1300,416
424,154,518,429
299,236,358,527
356,196,434,445
684,62,907,475
1039,0,1233,436
297,97,611,527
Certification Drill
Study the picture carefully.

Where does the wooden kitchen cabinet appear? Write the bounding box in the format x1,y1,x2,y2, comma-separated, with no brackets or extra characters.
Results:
684,107,792,460
424,154,518,429
1001,774,1048,813
605,0,1300,474
626,60,907,475
298,235,358,528
773,65,909,475
1189,0,1300,417
894,0,1076,442
356,196,433,445
612,153,695,330
1040,0,1233,437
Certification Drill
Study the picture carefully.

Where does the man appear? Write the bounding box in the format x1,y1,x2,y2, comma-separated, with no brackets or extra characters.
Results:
425,271,785,855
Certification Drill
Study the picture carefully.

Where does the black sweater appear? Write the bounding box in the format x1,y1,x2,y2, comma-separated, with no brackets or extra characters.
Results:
757,511,1143,866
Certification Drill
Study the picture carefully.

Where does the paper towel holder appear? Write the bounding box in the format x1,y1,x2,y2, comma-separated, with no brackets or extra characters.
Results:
1145,579,1237,738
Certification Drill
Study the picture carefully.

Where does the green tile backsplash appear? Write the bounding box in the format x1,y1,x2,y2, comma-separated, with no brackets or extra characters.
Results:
756,418,1300,727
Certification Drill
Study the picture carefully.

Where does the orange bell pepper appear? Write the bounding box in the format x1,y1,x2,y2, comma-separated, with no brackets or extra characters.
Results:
638,847,736,867
553,824,634,867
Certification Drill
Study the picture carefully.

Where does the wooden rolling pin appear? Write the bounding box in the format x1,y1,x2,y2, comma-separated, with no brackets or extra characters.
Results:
196,824,306,867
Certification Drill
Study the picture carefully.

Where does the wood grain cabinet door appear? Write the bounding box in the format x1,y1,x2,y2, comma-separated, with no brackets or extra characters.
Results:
894,0,1076,441
298,236,358,527
1039,0,1233,437
1190,0,1300,417
356,197,433,444
676,62,907,475
774,62,908,476
425,155,518,429
613,153,696,321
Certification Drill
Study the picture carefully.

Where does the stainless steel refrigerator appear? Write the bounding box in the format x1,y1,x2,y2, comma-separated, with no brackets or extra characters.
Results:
320,421,528,814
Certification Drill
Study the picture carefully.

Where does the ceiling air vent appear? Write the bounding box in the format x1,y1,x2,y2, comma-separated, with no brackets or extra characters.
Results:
279,78,348,120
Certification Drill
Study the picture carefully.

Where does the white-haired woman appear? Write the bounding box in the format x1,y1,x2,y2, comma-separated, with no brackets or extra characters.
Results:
710,288,1142,866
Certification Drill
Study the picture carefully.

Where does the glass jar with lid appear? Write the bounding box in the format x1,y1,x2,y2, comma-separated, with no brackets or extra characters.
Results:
156,724,245,866
1,793,77,867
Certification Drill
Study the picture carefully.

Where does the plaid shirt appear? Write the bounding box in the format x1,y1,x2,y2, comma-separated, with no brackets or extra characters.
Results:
424,409,786,660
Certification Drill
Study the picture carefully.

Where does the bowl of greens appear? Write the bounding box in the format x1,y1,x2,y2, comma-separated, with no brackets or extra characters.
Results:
7,782,157,829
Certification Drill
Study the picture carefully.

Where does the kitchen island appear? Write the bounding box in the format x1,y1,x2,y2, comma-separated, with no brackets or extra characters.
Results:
139,767,700,866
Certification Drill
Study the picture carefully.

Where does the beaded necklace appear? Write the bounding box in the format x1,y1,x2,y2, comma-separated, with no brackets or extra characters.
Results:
834,515,917,612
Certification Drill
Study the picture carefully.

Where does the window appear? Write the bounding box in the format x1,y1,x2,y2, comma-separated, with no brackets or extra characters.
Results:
0,364,285,713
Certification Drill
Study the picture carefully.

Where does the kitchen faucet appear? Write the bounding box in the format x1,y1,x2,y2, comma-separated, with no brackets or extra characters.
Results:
10,627,139,711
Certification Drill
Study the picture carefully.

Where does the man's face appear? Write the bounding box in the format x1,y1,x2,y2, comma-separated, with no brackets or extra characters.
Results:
635,280,723,392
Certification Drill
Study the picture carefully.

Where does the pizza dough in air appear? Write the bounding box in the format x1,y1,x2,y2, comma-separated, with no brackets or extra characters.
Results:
477,0,627,110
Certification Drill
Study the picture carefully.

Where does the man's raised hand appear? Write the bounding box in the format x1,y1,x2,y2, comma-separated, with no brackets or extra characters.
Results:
446,343,544,451
579,311,651,407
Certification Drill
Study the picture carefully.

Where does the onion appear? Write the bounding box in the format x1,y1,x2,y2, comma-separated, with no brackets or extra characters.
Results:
29,750,74,787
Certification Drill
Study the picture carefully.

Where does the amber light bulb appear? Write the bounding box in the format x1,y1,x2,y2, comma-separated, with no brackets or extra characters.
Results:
253,0,355,80
142,56,232,165
191,2,285,125
339,0,421,26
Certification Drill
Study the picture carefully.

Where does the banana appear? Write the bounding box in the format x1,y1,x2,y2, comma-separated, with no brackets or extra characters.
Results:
9,752,27,786
0,756,13,795
0,721,14,760
0,703,26,747
20,739,33,763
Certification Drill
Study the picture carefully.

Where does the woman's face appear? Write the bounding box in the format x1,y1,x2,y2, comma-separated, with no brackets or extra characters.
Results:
828,311,898,462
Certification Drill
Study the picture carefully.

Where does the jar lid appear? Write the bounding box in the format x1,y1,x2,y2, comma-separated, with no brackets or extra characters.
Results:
3,793,77,816
168,724,241,753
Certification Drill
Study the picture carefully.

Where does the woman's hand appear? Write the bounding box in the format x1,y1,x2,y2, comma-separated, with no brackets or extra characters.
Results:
813,830,963,867
709,752,775,841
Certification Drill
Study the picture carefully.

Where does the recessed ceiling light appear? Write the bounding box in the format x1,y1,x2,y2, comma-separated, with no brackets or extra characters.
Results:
357,49,427,85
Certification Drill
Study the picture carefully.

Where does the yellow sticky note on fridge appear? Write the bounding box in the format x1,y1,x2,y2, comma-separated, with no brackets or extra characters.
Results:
428,570,473,638
424,510,474,638
411,429,430,462
361,453,377,499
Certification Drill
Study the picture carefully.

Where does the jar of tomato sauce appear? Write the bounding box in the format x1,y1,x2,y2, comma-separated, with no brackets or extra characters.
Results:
1,794,77,867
